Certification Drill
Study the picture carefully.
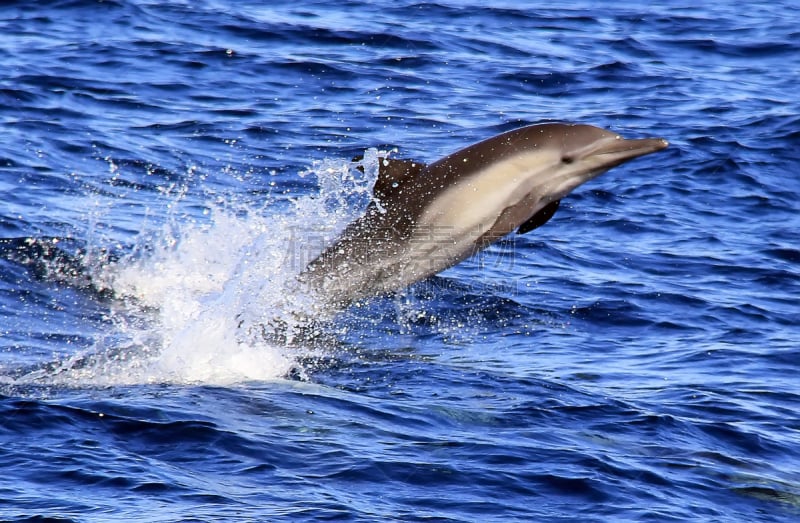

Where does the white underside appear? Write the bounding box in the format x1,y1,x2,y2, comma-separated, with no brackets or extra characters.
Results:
364,152,564,291
314,149,602,303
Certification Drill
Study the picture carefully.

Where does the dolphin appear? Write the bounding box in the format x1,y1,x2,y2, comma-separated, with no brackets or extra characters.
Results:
299,122,668,308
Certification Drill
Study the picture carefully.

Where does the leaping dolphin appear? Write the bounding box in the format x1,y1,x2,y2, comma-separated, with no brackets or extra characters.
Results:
300,122,668,308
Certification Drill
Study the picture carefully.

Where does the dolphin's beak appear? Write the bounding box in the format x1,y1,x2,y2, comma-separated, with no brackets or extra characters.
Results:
588,136,669,165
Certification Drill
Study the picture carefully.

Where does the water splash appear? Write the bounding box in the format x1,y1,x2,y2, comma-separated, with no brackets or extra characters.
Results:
7,151,385,388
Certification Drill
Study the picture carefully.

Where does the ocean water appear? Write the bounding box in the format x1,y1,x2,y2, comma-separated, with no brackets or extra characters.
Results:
1,0,798,521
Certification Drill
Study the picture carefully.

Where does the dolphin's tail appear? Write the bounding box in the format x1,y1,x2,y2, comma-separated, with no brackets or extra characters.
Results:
0,236,117,297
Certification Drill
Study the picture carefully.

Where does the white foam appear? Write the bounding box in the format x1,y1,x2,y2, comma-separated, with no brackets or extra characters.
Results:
18,152,383,387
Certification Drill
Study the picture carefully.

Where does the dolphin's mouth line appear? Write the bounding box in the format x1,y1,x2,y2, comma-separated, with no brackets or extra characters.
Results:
588,137,669,160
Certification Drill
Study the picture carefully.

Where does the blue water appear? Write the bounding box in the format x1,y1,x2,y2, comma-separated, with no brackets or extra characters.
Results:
1,0,799,521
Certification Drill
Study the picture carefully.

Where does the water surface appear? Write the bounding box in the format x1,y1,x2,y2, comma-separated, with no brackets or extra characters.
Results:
1,1,798,521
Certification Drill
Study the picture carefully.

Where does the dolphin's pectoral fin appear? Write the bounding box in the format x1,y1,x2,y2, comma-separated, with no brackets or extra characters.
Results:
517,199,561,234
373,158,427,200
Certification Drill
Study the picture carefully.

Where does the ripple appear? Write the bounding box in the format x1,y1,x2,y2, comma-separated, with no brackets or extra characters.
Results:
1,0,799,521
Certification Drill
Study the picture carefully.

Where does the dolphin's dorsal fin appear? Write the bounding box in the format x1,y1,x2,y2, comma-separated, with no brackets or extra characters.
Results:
518,199,561,234
373,158,427,200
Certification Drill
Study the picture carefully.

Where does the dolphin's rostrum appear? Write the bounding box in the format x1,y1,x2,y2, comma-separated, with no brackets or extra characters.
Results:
300,123,668,308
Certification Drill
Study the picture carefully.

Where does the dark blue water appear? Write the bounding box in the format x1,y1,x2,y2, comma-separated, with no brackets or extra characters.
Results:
1,1,799,521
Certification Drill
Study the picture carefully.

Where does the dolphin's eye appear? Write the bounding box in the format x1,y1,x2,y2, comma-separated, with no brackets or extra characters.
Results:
561,155,574,164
